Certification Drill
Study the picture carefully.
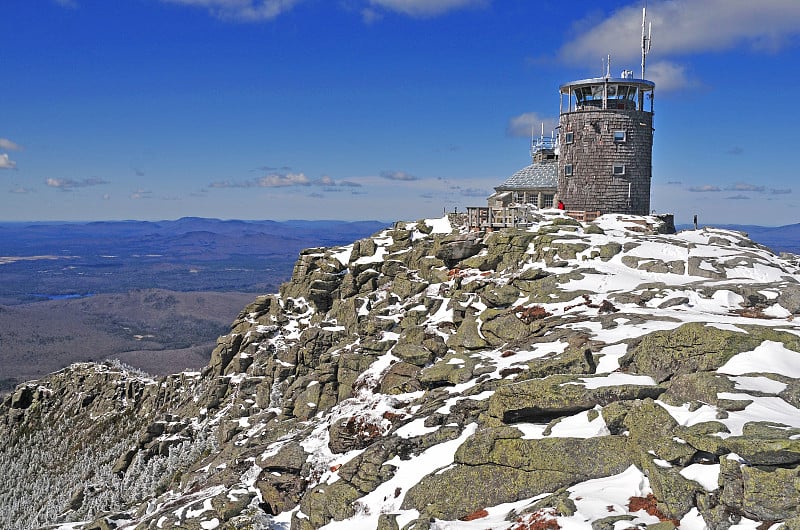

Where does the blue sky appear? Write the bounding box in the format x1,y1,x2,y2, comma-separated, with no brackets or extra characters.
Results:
2,0,799,226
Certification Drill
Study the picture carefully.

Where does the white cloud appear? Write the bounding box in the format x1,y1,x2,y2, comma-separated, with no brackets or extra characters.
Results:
365,0,488,17
209,171,357,189
313,175,335,186
557,1,800,90
0,154,17,170
339,180,362,187
162,0,302,21
46,177,109,190
688,185,722,192
360,7,382,23
0,138,22,151
645,60,691,91
506,112,558,138
727,183,765,192
458,187,490,197
257,172,310,187
130,189,153,200
163,0,487,22
380,170,418,181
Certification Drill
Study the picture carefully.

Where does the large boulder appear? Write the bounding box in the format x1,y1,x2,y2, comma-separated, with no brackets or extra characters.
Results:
720,423,800,466
479,308,539,346
620,323,800,383
488,374,664,424
294,481,361,530
418,352,479,389
447,314,489,352
522,334,597,380
719,457,800,521
461,229,535,272
661,372,735,407
623,399,696,465
379,362,422,394
402,428,631,520
434,234,485,267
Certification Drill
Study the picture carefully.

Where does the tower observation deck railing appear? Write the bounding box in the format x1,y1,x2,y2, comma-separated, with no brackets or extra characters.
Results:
531,136,556,152
559,77,655,114
530,135,558,159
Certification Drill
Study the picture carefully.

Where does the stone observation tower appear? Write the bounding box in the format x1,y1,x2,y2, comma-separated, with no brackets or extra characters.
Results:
557,9,655,215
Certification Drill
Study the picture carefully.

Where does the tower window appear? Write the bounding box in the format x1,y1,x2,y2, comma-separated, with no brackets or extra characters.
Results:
564,164,573,177
565,131,574,144
613,164,626,175
613,130,627,143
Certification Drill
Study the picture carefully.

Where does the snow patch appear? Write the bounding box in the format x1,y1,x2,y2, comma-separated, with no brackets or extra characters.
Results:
718,340,800,378
593,343,627,374
659,397,800,437
763,303,791,318
565,466,656,527
425,216,452,234
569,373,657,389
679,463,720,491
731,375,787,394
332,245,353,265
395,418,441,439
517,407,610,439
707,323,748,333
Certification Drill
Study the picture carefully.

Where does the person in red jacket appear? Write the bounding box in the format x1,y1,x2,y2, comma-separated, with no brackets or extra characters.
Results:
557,199,565,210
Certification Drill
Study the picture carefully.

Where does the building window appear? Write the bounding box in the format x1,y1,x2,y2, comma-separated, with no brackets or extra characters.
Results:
613,130,626,143
613,164,626,175
565,131,574,144
564,164,573,177
542,194,554,208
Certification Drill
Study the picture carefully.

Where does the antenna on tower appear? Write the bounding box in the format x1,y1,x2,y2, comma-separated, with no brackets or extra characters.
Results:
641,5,652,79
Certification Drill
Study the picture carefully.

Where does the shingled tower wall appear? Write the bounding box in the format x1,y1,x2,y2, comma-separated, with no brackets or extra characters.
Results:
557,76,655,215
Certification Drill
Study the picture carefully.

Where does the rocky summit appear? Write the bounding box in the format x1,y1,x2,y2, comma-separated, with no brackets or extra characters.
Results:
2,211,800,530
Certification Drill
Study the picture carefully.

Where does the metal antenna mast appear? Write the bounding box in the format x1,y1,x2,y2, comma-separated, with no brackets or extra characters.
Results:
641,6,652,79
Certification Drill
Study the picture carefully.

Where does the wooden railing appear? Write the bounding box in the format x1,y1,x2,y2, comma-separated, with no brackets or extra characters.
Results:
565,210,601,222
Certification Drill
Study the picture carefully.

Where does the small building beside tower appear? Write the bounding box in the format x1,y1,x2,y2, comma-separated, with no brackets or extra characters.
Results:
466,132,559,229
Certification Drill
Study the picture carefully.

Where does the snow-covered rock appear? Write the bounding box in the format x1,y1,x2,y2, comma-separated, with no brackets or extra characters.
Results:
2,212,800,529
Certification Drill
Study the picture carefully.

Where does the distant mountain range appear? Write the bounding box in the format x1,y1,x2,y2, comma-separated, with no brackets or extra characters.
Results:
0,217,389,259
0,218,389,304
